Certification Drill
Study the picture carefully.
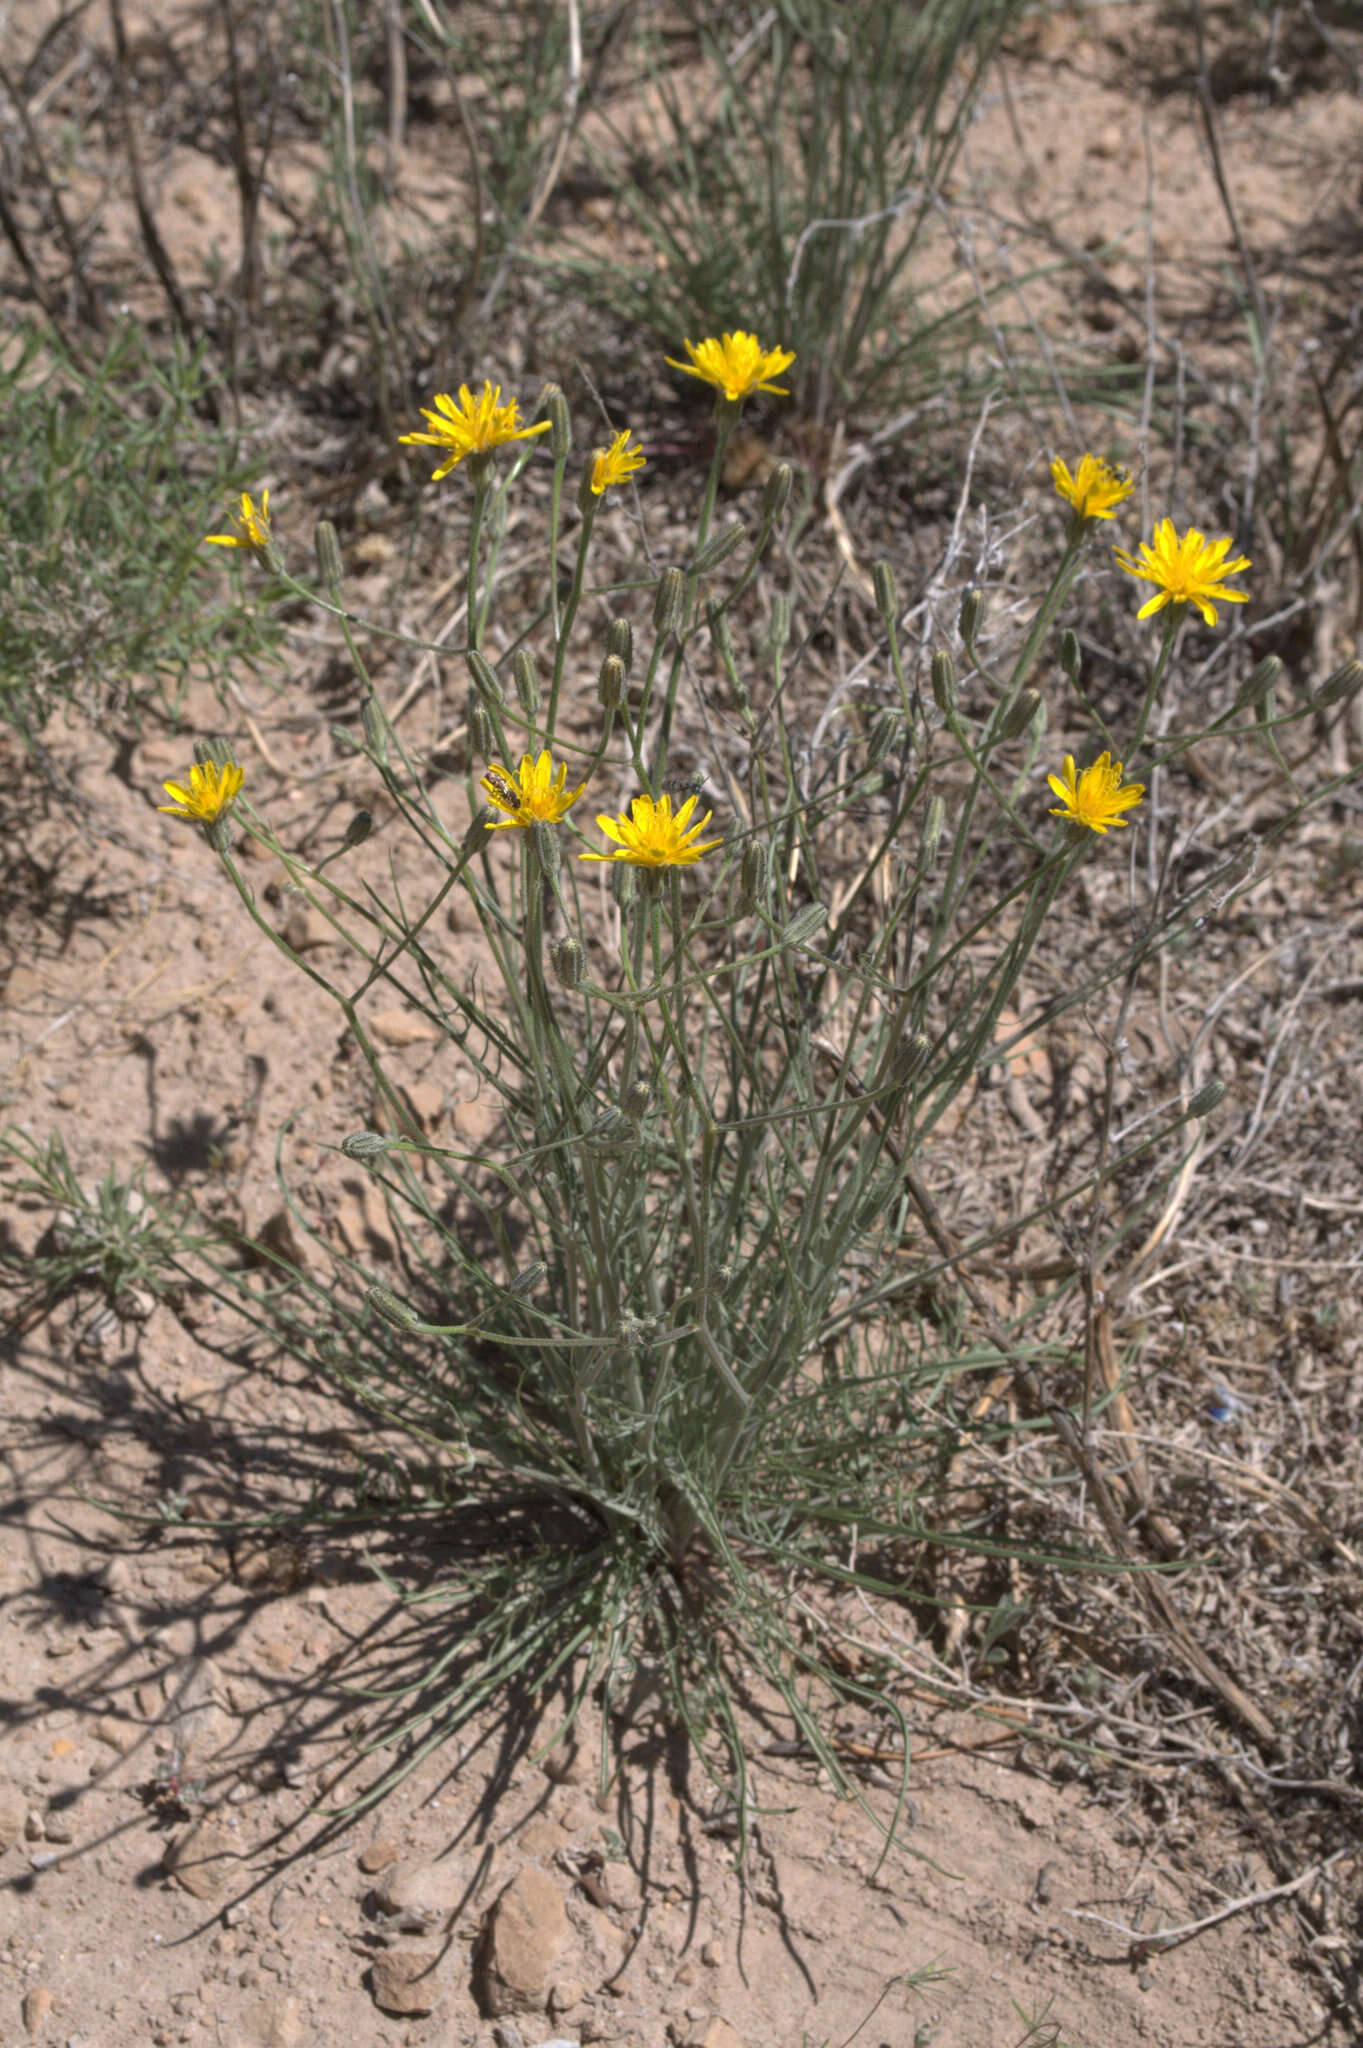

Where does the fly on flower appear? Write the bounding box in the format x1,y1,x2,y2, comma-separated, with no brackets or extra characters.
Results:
1047,752,1144,835
480,751,587,831
1114,519,1251,627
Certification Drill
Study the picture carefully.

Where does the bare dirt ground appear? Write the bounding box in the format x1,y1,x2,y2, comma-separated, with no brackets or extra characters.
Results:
3,5,1363,2046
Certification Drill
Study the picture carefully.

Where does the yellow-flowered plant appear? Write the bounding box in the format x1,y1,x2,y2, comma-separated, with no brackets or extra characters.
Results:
177,349,1312,1844
1050,454,1133,524
205,491,272,551
1115,518,1251,626
399,382,550,481
589,430,647,496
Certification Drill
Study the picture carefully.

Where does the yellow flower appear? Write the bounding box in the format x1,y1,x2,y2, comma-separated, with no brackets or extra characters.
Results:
590,429,646,496
205,490,271,550
399,382,551,481
580,791,722,868
665,331,796,405
158,758,245,824
1047,752,1144,835
480,750,587,830
1114,518,1251,627
1050,454,1132,523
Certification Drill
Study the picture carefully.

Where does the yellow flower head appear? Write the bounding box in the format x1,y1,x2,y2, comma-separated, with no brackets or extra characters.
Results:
1047,752,1144,835
205,490,271,551
1050,454,1133,523
158,758,245,824
590,429,647,496
1114,518,1251,627
399,382,551,481
480,750,587,831
665,331,796,405
580,790,722,868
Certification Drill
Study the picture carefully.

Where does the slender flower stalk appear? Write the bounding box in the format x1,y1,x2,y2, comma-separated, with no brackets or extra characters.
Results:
399,383,550,481
590,430,646,496
158,759,245,824
1047,752,1145,834
581,791,722,867
1050,454,1133,524
666,331,795,405
1115,519,1251,626
480,751,586,830
205,492,271,551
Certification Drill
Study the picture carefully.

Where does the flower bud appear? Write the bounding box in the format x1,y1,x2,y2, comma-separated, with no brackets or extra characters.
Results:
509,1261,547,1297
866,710,900,766
532,819,561,877
931,650,957,714
342,1130,390,1161
767,591,792,652
550,935,585,988
918,794,946,873
692,520,746,573
887,1030,931,1088
468,699,493,763
1188,1078,1226,1119
958,585,985,647
314,518,344,587
620,1080,652,1121
761,461,793,524
1059,628,1081,683
512,648,540,717
598,654,626,710
999,688,1043,742
538,381,571,460
1233,654,1283,711
872,559,897,628
462,805,493,851
740,839,769,911
466,649,504,707
612,862,637,911
361,694,390,764
367,1283,421,1332
340,808,373,851
607,617,634,672
781,903,827,949
1315,658,1363,708
653,566,685,638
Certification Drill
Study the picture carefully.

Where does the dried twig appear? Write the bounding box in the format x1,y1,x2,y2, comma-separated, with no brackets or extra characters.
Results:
1069,1848,1351,1960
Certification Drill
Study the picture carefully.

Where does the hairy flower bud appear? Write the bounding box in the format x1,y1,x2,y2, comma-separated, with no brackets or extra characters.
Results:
1233,654,1283,710
340,808,373,852
999,688,1043,742
367,1283,421,1332
620,1080,652,1121
314,518,344,587
509,1261,547,1297
1059,628,1081,683
468,699,493,763
887,1030,932,1088
607,617,634,672
550,935,585,988
1316,658,1363,708
958,585,985,647
1188,1078,1226,1119
692,520,746,574
931,650,957,715
465,649,504,707
740,839,769,911
918,794,946,873
531,819,561,877
462,804,493,851
781,903,827,949
341,1130,390,1161
598,654,626,710
872,559,898,628
512,648,540,718
653,566,685,637
538,381,571,460
361,694,390,764
761,461,793,525
866,710,901,766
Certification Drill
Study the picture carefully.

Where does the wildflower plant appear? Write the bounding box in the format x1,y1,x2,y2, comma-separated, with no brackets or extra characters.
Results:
176,418,1333,1832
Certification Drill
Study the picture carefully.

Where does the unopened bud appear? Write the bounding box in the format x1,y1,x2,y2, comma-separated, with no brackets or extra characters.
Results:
872,559,898,627
931,650,957,714
462,804,493,850
607,617,634,672
888,1030,932,1087
367,1284,421,1332
361,695,390,763
740,840,769,911
692,520,746,574
761,461,793,524
620,1080,652,1121
587,1107,627,1141
468,700,493,762
781,903,827,949
653,566,685,637
1188,1078,1226,1119
340,808,373,851
918,794,946,873
466,649,504,707
342,1130,390,1161
598,654,626,710
767,592,792,652
314,518,344,587
612,862,637,911
999,688,1043,742
1059,628,1081,683
706,596,735,665
1234,654,1283,710
958,586,985,647
1316,658,1363,708
509,1261,547,1297
538,382,571,460
866,711,900,766
550,935,585,988
512,648,540,717
531,819,561,877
